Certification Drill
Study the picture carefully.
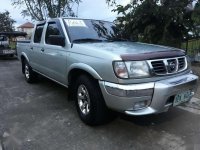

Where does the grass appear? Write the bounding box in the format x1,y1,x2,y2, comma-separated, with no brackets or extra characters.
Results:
9,41,17,50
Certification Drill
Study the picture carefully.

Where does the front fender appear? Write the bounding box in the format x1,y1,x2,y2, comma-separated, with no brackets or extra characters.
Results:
68,63,102,80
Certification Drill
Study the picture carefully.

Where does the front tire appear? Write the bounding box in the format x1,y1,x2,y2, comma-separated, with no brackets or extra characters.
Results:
74,75,113,126
24,60,37,83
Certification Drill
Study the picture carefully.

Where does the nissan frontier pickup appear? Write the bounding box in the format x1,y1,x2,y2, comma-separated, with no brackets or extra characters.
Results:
17,18,199,125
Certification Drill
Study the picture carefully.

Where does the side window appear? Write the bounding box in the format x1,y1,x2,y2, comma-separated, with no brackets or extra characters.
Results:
45,22,61,45
34,24,44,43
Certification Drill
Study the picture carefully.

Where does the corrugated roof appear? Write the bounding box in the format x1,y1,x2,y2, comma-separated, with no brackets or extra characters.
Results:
17,22,34,28
0,31,27,37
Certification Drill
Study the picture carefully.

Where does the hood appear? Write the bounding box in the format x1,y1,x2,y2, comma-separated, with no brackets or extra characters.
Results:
76,41,185,60
79,41,181,53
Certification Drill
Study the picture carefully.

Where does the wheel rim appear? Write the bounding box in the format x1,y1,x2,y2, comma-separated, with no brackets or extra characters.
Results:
77,84,91,115
25,64,30,79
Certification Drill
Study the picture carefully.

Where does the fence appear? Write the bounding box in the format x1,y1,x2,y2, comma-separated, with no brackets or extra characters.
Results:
181,38,200,62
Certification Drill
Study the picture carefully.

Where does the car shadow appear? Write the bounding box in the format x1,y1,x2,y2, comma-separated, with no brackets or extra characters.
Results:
0,56,18,61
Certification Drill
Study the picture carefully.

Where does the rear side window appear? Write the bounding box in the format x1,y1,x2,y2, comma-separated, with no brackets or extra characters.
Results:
34,24,44,43
45,22,61,45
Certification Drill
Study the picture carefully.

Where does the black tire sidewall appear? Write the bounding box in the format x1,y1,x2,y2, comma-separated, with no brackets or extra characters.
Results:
74,75,107,125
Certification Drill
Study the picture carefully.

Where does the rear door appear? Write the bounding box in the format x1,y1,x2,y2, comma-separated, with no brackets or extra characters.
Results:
29,23,45,72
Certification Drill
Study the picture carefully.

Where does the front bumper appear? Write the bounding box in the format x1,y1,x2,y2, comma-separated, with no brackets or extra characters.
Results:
99,73,199,115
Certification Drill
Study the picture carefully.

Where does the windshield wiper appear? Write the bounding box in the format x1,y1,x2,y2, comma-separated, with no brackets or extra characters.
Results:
73,38,104,43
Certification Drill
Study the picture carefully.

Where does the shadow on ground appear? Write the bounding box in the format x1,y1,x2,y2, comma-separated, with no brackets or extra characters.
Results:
0,56,18,61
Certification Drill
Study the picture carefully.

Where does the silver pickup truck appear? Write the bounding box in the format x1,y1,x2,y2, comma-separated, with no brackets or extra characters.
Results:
17,18,199,125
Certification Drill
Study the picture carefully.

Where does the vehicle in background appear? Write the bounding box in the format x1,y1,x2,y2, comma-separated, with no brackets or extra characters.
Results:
17,18,199,126
0,32,27,57
0,35,9,48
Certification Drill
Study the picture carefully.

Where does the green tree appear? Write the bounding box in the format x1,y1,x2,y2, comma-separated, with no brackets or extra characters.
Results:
108,0,200,48
0,11,15,32
192,2,200,36
12,0,81,21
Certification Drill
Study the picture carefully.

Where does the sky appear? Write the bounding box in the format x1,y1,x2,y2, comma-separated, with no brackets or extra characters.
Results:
0,0,130,29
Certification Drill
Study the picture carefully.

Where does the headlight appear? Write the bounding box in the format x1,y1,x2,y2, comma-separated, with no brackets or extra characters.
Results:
113,61,128,78
113,61,150,79
125,61,150,78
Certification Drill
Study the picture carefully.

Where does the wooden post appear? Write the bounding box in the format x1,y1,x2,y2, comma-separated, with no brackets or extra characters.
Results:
186,39,188,55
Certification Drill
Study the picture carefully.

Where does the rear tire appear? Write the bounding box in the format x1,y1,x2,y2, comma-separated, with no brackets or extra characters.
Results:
73,74,115,126
24,60,38,83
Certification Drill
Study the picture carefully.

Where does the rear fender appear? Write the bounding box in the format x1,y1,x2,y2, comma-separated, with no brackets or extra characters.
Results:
21,52,29,63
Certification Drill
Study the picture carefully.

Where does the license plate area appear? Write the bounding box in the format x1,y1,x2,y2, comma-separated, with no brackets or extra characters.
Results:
173,90,192,106
3,50,15,54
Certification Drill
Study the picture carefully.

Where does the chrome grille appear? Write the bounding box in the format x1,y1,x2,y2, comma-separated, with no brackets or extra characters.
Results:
148,56,187,75
151,61,166,74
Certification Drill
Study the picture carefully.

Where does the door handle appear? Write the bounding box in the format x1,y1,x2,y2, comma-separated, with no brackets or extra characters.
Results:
41,48,45,52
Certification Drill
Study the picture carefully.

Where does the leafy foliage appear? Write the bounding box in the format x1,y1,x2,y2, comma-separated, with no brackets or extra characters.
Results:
12,0,81,21
192,2,200,30
108,0,200,48
0,11,15,32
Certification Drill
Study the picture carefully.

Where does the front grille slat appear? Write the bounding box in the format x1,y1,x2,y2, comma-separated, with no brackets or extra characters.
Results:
150,56,186,75
153,68,166,71
152,66,165,69
178,58,186,70
151,60,167,74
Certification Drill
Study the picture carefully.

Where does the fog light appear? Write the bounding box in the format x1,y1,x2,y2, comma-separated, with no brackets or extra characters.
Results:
133,100,150,110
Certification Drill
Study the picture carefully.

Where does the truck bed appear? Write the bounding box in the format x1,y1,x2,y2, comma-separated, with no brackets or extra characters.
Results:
17,40,31,43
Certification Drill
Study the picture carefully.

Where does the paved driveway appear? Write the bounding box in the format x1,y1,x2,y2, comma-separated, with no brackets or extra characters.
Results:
0,57,200,150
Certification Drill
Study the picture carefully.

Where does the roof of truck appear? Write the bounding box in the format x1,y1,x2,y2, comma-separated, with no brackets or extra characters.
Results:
35,17,113,24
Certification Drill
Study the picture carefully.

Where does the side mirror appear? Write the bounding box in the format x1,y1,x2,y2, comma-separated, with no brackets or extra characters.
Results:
48,35,65,47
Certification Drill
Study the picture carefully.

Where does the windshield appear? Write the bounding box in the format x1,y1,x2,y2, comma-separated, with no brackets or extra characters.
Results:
64,18,125,43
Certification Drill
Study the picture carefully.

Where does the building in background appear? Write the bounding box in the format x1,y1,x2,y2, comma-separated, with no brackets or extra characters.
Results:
17,22,34,39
